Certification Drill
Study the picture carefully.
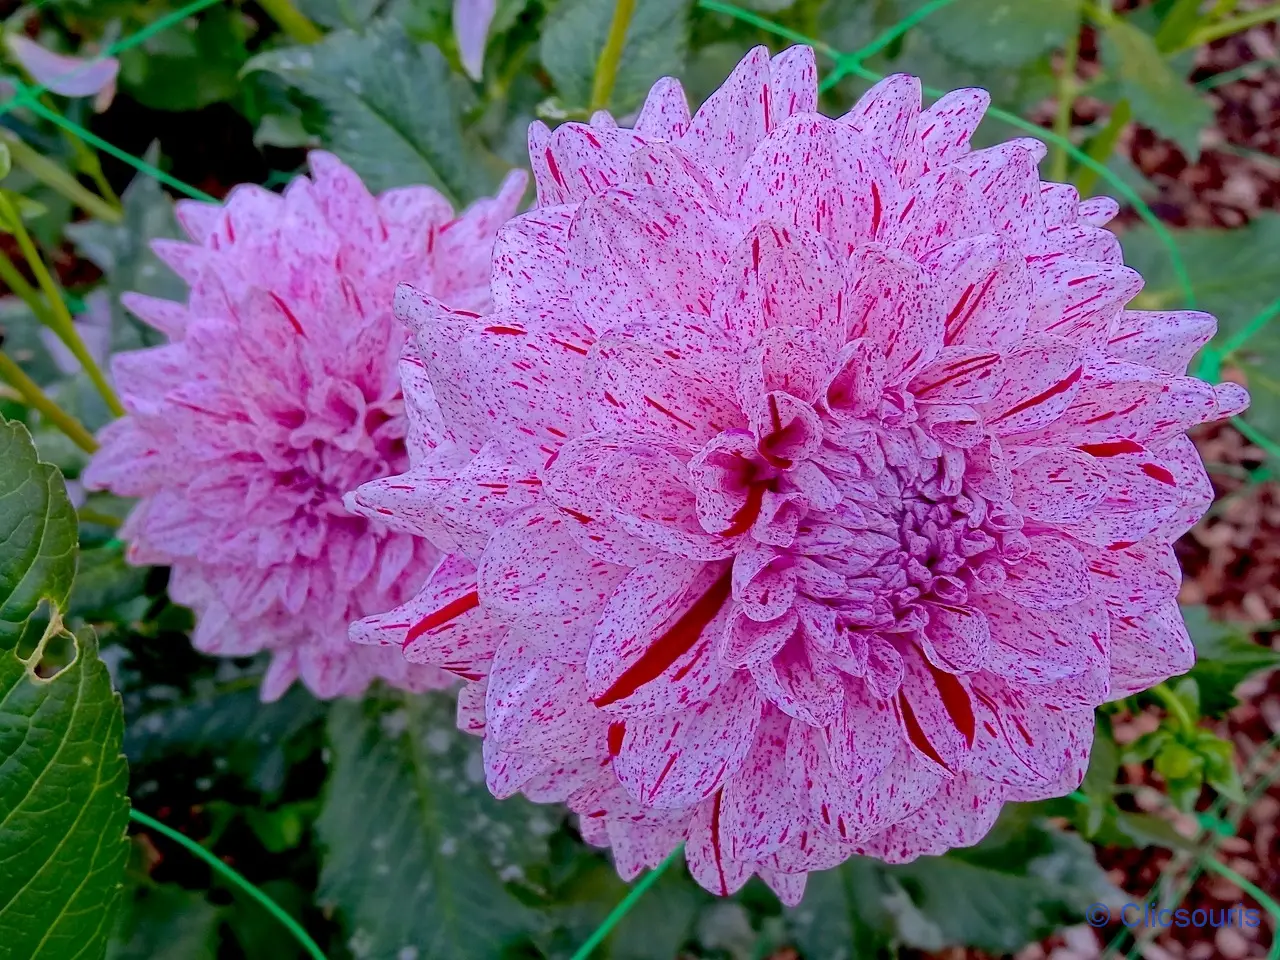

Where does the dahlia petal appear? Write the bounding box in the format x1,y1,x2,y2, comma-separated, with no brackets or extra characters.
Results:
897,649,974,774
1081,540,1180,615
587,338,745,444
848,243,939,379
749,632,843,726
967,674,1090,786
486,640,606,759
769,45,818,123
613,669,763,808
634,76,692,140
1107,601,1195,698
686,791,754,897
842,74,920,159
545,124,650,204
454,0,496,80
1003,535,1090,610
920,602,990,673
926,235,1032,348
588,558,734,715
759,868,807,906
824,688,897,785
718,707,794,860
909,345,1005,404
981,593,1108,688
789,723,942,843
679,45,772,191
1078,196,1120,226
712,221,852,352
1009,449,1107,523
492,205,577,311
1030,258,1144,351
479,506,628,661
915,87,989,168
1147,434,1213,540
980,336,1084,435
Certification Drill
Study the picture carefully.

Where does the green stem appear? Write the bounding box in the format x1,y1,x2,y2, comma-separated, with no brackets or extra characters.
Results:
0,248,58,327
1152,682,1195,731
0,131,122,223
590,0,637,113
0,350,97,452
1199,860,1280,960
1180,2,1280,50
77,507,121,528
128,810,328,960
256,0,324,44
0,192,124,417
1050,20,1081,183
1072,98,1131,198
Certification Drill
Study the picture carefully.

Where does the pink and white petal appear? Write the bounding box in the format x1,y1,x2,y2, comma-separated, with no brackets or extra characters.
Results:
485,640,607,760
867,774,1006,863
848,243,940,380
491,205,577,312
1029,258,1144,351
686,792,755,897
823,686,898,785
1081,539,1181,615
1003,535,1091,611
920,602,990,674
842,73,920,159
613,669,763,808
1107,601,1196,699
915,87,990,168
454,0,496,80
479,506,629,662
896,649,975,774
1147,434,1214,540
749,633,843,726
1009,449,1107,524
768,45,818,123
588,558,734,715
635,76,692,140
909,345,1005,404
586,338,745,445
1106,311,1217,374
925,234,1033,348
678,45,772,192
979,336,1085,436
6,35,118,100
718,707,796,860
981,593,1109,689
967,673,1090,787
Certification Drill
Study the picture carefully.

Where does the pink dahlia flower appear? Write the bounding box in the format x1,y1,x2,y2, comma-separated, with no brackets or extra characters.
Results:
85,152,526,701
349,47,1247,900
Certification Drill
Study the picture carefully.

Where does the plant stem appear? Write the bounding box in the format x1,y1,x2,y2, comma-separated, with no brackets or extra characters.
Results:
1072,98,1131,197
0,131,122,224
0,351,97,452
77,507,121,528
0,192,124,417
1152,682,1196,731
590,0,637,113
0,248,57,327
1181,2,1280,50
257,0,324,44
1050,20,1081,183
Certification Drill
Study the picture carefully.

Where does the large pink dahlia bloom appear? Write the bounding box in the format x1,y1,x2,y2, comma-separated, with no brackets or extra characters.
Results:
85,152,526,700
349,48,1247,901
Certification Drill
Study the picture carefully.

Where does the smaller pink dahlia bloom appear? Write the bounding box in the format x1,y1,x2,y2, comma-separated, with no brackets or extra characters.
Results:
85,152,525,700
350,47,1248,901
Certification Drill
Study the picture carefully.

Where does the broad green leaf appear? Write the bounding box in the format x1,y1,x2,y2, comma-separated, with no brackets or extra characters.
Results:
247,21,487,203
787,856,896,960
126,682,325,796
317,694,556,958
1182,606,1280,715
66,158,185,355
106,882,221,960
1099,19,1211,159
0,418,130,959
296,0,387,29
117,6,252,111
896,0,1081,67
884,806,1121,953
540,0,691,112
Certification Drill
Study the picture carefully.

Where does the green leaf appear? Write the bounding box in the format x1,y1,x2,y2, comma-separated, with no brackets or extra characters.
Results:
117,6,252,111
0,417,130,958
317,694,556,958
0,142,10,180
884,806,1121,953
296,0,387,29
787,856,896,959
895,0,1081,68
540,0,691,112
126,682,326,795
246,21,488,203
1099,19,1212,158
66,158,184,355
106,882,221,960
1181,606,1280,715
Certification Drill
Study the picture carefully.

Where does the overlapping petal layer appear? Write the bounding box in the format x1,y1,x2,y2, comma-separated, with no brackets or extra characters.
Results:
86,152,526,700
350,48,1245,899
